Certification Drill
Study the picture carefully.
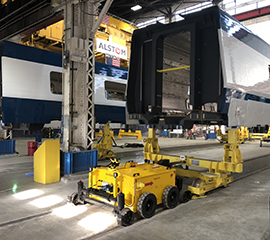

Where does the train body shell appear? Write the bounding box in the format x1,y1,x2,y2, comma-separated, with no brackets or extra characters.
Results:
0,41,128,128
127,6,270,128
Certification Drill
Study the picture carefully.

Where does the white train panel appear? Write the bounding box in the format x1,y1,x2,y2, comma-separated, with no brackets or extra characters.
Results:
2,57,62,102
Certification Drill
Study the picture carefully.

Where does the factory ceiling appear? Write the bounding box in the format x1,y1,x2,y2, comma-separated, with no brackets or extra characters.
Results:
0,0,213,41
99,0,212,24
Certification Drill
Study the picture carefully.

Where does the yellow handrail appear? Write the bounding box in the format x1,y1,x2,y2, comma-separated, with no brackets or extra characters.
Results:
157,65,190,73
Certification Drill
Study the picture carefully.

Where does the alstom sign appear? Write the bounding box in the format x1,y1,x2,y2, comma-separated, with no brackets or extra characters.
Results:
96,38,127,60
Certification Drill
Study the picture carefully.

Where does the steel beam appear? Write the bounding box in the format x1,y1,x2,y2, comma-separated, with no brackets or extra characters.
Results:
0,4,59,41
234,5,270,21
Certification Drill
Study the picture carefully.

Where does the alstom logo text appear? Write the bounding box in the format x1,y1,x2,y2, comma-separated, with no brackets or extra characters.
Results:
96,38,127,60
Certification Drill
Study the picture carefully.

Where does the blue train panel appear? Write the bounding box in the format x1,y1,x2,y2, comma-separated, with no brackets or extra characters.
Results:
95,62,128,80
95,104,126,124
1,40,62,67
1,97,61,124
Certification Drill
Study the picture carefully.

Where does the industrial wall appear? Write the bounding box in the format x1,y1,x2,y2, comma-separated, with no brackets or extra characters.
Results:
162,32,190,113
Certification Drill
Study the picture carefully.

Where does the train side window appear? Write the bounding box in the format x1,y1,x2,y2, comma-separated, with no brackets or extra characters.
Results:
104,81,126,101
50,71,62,95
265,98,270,104
245,93,260,102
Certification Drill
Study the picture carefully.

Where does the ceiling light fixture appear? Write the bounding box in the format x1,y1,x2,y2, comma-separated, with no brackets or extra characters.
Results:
131,5,142,11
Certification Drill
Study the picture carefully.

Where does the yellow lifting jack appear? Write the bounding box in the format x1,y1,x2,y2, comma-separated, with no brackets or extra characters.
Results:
217,126,248,144
237,126,249,144
143,128,160,153
94,123,117,159
143,128,243,196
216,126,228,143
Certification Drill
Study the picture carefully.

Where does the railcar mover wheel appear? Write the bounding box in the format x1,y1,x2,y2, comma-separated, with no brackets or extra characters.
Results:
162,185,180,209
69,192,80,205
179,190,192,203
120,208,134,226
137,192,157,218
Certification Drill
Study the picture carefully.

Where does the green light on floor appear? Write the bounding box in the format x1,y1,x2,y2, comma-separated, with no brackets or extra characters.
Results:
12,184,17,193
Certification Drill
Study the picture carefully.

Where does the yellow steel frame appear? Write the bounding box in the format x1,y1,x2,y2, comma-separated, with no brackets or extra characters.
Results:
118,129,142,140
93,123,116,159
143,128,243,196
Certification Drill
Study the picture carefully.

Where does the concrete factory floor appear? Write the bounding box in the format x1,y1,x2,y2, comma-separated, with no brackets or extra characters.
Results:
0,136,270,240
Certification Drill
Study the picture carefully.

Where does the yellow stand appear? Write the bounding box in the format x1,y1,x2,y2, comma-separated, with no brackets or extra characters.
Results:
34,139,60,184
216,126,228,143
118,129,142,140
217,126,248,144
143,128,160,154
94,123,116,159
97,129,115,139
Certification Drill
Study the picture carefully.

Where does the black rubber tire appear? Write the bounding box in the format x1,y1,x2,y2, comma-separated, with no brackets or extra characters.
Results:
70,192,80,205
162,185,180,209
175,176,183,191
120,208,134,227
179,190,192,203
137,192,157,219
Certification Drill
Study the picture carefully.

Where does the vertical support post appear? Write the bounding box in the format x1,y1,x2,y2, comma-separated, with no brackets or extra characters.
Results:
86,14,95,150
60,0,113,152
62,3,73,152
